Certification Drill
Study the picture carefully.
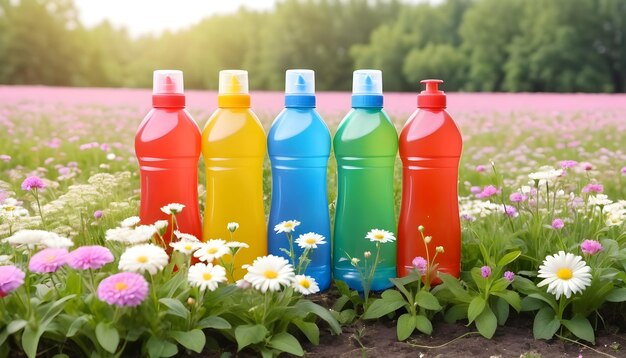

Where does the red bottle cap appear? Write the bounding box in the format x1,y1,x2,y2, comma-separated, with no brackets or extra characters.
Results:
417,79,446,109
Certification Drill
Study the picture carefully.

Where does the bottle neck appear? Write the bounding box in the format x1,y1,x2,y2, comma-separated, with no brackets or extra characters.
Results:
218,94,250,108
152,94,185,108
351,94,383,109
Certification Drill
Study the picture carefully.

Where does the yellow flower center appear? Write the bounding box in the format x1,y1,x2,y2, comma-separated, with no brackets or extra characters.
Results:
137,256,148,263
202,273,212,281
264,270,278,279
373,233,385,240
300,279,310,289
556,268,573,280
306,238,316,245
208,248,218,254
284,222,293,228
184,245,192,251
115,282,128,291
5,206,14,212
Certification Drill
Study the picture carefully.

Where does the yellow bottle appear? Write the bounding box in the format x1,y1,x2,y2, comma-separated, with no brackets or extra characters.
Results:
202,70,267,279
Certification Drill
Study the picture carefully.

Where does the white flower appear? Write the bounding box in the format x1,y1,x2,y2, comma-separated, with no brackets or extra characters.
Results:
274,220,300,234
528,167,563,182
436,246,444,253
365,229,396,244
193,239,229,262
3,230,55,247
118,244,169,275
126,225,157,245
170,238,201,255
587,194,613,207
174,231,198,242
0,255,13,265
120,216,141,228
364,251,371,259
294,233,326,249
226,241,249,249
41,234,73,249
105,227,134,243
244,255,295,293
292,275,320,295
154,220,168,231
537,251,592,299
106,153,116,161
188,263,227,291
0,199,29,219
227,222,239,232
161,203,185,215
351,257,360,265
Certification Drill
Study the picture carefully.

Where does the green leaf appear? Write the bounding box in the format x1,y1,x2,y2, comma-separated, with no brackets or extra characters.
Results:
415,291,442,311
494,296,510,326
159,298,190,320
66,316,89,337
170,330,206,353
471,268,487,291
235,324,268,351
197,316,231,330
294,300,341,335
267,332,304,356
527,293,558,312
339,309,356,325
96,322,119,354
397,313,416,341
533,307,560,340
520,296,546,312
362,296,405,320
492,290,521,312
292,319,320,345
489,278,511,293
606,288,626,302
439,273,472,303
562,315,595,344
467,296,486,324
444,304,468,323
497,250,521,267
21,325,43,358
474,306,497,339
332,295,350,311
147,336,179,358
415,314,433,335
389,277,413,300
6,320,27,334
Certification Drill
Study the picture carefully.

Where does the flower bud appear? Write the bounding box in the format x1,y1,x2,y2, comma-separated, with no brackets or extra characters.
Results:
227,222,239,233
187,297,196,305
424,236,432,244
418,225,425,233
364,251,371,259
351,257,360,266
435,246,444,253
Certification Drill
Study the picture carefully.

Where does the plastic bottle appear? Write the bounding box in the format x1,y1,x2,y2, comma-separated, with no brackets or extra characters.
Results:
397,79,462,278
267,69,331,291
202,70,266,276
333,70,398,291
135,70,202,243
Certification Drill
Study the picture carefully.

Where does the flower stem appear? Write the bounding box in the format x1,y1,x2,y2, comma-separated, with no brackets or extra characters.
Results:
33,189,46,227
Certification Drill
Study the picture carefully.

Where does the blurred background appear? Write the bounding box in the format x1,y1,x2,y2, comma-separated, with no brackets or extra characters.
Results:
0,0,624,92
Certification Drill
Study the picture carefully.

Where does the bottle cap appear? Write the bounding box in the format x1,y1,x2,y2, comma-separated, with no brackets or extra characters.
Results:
417,79,446,109
285,69,315,108
218,70,250,108
351,69,383,108
153,70,184,95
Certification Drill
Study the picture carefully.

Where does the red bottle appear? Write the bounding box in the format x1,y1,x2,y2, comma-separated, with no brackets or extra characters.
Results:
397,79,462,278
135,70,202,243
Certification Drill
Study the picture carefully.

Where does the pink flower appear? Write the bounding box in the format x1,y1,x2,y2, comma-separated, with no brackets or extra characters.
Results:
29,248,68,273
621,167,626,175
559,160,578,169
67,246,114,270
504,205,518,218
0,155,11,163
480,266,491,278
580,240,603,255
551,218,565,230
580,162,593,171
0,265,25,297
97,272,149,307
475,165,486,172
503,271,515,282
470,186,482,194
582,184,603,194
93,210,104,219
411,256,428,276
476,185,498,199
509,192,526,203
21,176,46,191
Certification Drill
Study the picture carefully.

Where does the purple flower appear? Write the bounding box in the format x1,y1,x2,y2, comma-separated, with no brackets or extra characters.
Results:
67,246,114,270
551,218,564,230
475,165,486,173
480,266,491,278
559,160,578,169
509,192,526,203
621,167,626,176
476,185,498,199
412,256,428,276
504,205,518,218
0,265,25,297
21,176,46,191
97,272,149,307
29,248,68,273
93,210,104,219
470,186,482,194
580,162,593,171
580,240,603,255
461,214,475,222
582,183,603,194
503,271,515,282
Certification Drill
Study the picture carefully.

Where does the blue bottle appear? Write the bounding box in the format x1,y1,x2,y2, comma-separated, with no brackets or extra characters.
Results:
268,69,332,291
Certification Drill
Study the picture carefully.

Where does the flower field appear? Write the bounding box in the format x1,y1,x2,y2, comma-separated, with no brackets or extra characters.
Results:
0,86,625,357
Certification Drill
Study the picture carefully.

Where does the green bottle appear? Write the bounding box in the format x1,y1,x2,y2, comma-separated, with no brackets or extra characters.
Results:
333,69,398,291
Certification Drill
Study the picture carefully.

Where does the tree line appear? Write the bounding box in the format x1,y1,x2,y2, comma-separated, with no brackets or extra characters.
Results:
0,0,624,92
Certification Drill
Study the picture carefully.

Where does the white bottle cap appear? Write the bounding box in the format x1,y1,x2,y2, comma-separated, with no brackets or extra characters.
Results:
285,69,315,95
352,69,383,95
219,70,249,95
153,70,184,95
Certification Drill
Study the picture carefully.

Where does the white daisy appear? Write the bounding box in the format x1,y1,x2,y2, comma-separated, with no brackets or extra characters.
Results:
161,203,185,215
0,255,13,265
127,225,157,245
193,239,229,262
226,241,249,249
120,216,141,228
174,231,198,242
227,222,239,232
154,220,168,231
105,227,134,243
3,230,55,248
118,244,169,275
365,229,396,244
244,255,295,293
188,263,227,291
274,220,301,234
41,234,74,249
537,251,592,299
169,237,201,255
295,233,326,249
292,275,320,295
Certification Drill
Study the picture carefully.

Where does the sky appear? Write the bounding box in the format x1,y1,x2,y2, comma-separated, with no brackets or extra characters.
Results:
74,0,432,38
